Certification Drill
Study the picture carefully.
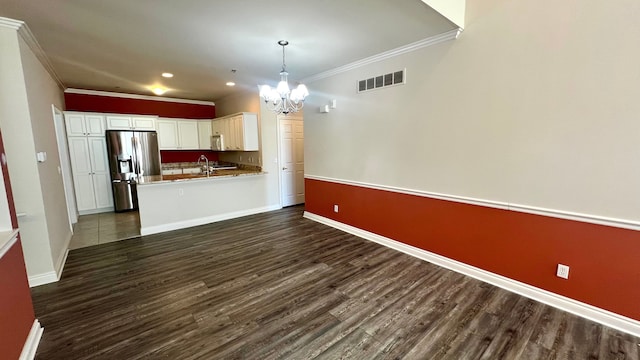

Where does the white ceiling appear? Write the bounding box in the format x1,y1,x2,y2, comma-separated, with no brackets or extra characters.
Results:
0,0,456,101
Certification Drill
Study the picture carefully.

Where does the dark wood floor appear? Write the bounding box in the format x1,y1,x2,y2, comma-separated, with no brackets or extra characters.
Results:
31,205,639,359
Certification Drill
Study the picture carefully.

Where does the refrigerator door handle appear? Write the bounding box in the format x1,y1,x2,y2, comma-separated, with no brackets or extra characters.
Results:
131,136,142,176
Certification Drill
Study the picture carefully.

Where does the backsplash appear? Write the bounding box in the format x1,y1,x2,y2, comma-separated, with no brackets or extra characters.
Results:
219,151,261,167
160,150,219,163
162,161,261,172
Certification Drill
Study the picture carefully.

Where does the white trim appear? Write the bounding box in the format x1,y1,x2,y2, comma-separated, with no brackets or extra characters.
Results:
0,229,20,259
28,271,58,287
64,88,216,106
304,175,640,231
19,320,43,360
29,235,70,287
55,247,70,280
16,23,65,89
303,211,640,337
0,17,64,89
140,205,282,236
0,16,23,30
300,28,462,84
78,207,114,216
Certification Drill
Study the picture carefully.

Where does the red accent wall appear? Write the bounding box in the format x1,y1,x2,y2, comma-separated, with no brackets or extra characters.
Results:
305,178,640,321
64,93,215,119
0,241,35,359
160,150,220,163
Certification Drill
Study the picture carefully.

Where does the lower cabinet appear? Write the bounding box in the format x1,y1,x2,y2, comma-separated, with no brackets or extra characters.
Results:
68,137,113,213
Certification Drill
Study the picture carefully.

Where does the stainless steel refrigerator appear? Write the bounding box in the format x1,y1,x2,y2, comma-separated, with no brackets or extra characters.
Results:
106,130,161,212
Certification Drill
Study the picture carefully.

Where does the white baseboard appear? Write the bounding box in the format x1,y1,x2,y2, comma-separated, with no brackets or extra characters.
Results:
303,211,640,337
141,205,282,236
19,319,43,360
78,207,114,216
28,236,70,288
28,271,57,287
55,248,69,280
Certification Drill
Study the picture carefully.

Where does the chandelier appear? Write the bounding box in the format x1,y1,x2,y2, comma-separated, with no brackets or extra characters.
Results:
259,40,309,114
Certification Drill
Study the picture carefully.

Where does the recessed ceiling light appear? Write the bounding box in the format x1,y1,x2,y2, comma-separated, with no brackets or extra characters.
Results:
226,82,236,87
161,72,174,78
152,87,166,95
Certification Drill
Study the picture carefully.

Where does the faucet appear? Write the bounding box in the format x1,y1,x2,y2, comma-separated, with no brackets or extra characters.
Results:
197,155,209,177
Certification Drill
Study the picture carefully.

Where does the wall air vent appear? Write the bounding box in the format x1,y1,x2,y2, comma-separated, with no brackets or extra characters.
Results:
357,69,405,93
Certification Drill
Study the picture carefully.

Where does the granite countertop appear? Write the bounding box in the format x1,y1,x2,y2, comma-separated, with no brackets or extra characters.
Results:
138,169,265,185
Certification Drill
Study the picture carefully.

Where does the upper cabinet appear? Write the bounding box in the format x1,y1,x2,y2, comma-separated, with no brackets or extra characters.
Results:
198,121,212,150
212,112,259,151
65,112,105,137
156,118,205,150
106,115,157,131
157,119,179,149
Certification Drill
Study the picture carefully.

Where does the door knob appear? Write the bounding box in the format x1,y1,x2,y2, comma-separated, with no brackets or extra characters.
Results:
282,167,287,170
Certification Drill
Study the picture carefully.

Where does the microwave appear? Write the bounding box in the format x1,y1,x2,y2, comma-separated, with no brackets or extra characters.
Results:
211,134,224,151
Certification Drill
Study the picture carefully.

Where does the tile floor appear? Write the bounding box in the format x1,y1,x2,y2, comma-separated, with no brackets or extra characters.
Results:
68,211,141,250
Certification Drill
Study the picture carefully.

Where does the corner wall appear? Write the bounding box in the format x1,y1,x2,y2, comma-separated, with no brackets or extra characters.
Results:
0,26,57,280
19,36,70,275
303,0,640,325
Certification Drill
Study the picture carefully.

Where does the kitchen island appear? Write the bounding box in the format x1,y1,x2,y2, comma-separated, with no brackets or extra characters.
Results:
137,169,278,235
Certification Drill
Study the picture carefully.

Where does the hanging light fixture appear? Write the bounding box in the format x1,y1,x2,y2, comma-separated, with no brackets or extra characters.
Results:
259,40,309,114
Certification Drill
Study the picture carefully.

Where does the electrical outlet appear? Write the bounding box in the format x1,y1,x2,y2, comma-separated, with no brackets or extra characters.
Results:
556,264,570,279
334,205,339,213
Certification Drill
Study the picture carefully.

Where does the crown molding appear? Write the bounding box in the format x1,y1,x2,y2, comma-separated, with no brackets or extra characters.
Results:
64,88,216,106
301,28,463,84
0,16,65,90
0,16,23,30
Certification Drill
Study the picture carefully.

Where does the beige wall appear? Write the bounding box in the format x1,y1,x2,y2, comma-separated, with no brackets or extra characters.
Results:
0,27,55,276
304,0,640,222
18,36,70,270
0,25,69,281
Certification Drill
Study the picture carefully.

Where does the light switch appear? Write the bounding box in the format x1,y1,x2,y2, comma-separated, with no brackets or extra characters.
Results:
36,152,47,162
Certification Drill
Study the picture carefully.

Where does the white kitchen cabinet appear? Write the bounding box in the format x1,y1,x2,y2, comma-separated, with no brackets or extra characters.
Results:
157,119,179,149
237,113,259,151
65,113,105,136
223,117,237,151
157,118,201,150
212,112,259,151
68,137,113,212
177,120,199,150
211,119,223,136
106,115,157,130
198,121,212,150
132,116,157,130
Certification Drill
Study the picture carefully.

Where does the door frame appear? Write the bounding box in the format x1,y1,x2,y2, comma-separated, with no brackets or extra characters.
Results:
52,105,77,229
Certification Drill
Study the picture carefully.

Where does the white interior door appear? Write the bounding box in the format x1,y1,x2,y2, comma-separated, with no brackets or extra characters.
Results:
53,106,77,227
279,115,304,207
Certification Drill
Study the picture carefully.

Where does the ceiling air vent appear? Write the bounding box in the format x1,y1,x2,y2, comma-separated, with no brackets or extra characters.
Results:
357,69,405,93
